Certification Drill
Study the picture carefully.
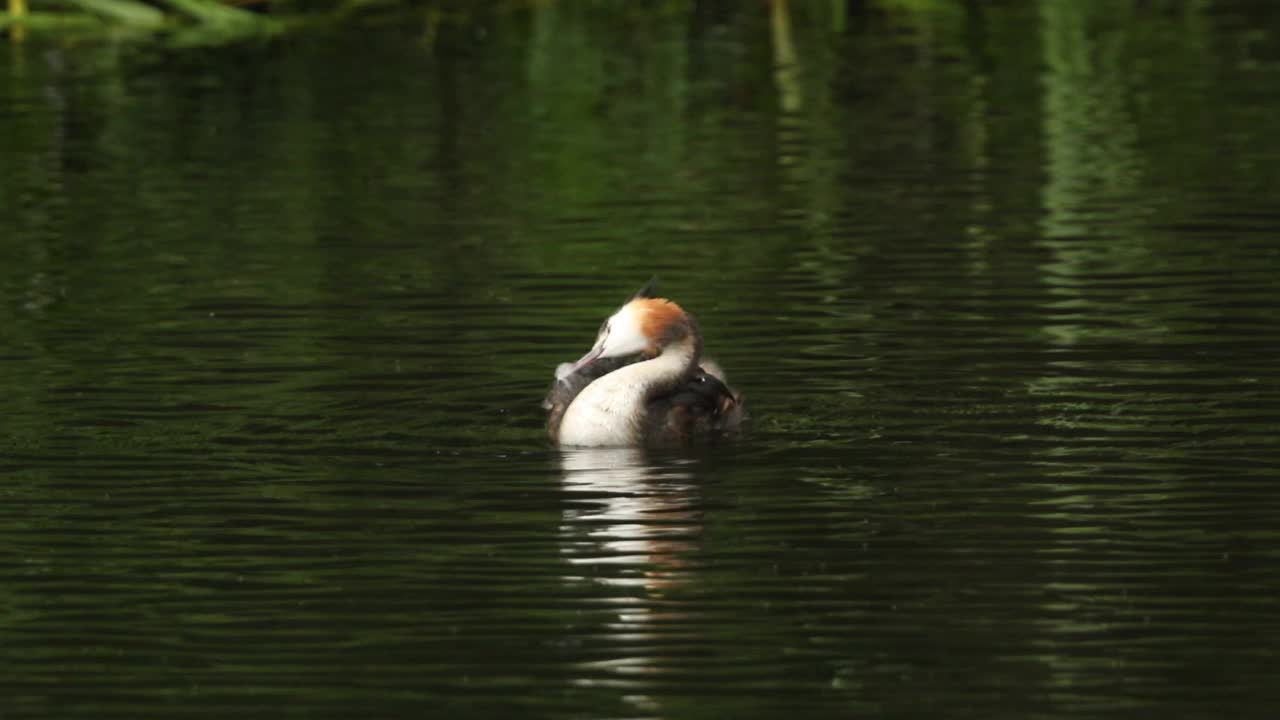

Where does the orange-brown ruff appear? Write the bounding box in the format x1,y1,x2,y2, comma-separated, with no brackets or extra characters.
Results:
635,298,690,356
544,285,745,447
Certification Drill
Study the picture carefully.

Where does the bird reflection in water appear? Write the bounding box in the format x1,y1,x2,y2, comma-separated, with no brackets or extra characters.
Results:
558,447,703,705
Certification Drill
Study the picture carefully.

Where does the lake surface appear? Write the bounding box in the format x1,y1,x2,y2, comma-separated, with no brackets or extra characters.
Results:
3,1,1280,717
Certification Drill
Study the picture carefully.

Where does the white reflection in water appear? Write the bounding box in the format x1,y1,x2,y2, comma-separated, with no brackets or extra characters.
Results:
558,448,702,702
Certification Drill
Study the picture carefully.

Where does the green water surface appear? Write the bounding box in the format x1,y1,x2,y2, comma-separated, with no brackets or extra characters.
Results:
3,2,1280,717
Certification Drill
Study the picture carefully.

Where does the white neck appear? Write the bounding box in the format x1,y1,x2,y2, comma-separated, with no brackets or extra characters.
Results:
556,337,699,447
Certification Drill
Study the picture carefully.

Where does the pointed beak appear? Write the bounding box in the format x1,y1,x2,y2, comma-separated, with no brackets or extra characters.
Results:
563,344,605,378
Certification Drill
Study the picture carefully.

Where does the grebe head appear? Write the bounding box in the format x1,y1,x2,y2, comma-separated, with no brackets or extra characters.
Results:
561,289,695,378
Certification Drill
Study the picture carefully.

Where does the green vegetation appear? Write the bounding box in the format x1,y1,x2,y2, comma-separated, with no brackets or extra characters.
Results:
1,0,278,44
0,0,972,47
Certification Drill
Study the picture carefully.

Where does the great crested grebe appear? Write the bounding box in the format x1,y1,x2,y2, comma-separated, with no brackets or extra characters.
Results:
543,283,745,447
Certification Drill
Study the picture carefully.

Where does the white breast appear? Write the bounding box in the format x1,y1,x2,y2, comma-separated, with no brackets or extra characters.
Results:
556,370,647,447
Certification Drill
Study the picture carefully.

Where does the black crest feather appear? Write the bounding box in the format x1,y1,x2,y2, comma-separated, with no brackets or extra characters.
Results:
629,277,660,301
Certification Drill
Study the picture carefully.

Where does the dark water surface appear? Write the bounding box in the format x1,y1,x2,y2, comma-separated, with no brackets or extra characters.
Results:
4,2,1280,717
